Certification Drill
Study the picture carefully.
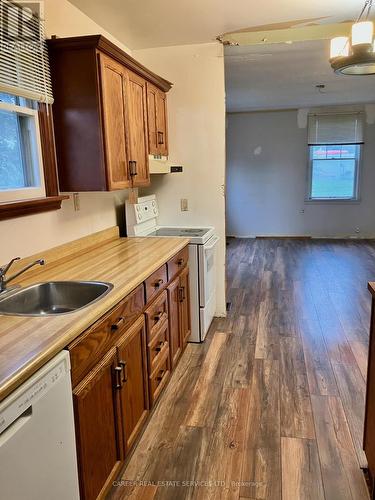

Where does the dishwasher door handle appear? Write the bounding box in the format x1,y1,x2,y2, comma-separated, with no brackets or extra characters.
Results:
0,406,32,448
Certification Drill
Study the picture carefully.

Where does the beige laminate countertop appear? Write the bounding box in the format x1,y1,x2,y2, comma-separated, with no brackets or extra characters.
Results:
0,236,189,403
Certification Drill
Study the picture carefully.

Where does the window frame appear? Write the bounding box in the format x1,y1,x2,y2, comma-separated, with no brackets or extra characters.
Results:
0,99,47,203
306,143,362,203
0,100,68,221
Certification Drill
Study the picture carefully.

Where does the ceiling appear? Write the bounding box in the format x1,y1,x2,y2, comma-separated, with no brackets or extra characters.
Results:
68,0,363,49
225,40,375,112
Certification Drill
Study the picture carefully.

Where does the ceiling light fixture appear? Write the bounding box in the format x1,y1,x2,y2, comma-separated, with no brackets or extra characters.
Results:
330,0,375,75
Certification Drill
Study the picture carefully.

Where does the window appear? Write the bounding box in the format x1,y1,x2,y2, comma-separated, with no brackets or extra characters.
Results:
307,113,363,201
0,0,68,221
0,91,45,202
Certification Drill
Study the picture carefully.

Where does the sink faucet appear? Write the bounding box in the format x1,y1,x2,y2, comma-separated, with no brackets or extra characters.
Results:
0,257,45,293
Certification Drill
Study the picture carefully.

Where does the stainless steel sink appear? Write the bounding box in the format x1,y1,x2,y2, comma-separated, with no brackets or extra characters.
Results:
0,281,114,316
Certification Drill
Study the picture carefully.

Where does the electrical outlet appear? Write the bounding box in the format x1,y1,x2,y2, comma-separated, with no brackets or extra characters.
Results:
355,227,360,234
73,193,80,211
181,198,188,211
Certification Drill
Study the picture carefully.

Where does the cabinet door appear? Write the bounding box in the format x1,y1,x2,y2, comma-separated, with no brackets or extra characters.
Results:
168,277,183,369
125,70,150,187
73,348,121,500
147,83,158,155
99,54,130,190
117,316,149,453
179,266,191,347
156,90,168,156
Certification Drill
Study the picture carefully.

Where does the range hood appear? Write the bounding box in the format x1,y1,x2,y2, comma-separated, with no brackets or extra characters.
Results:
149,155,175,174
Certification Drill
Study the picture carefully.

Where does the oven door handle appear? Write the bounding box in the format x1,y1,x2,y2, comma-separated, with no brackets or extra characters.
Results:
204,235,220,252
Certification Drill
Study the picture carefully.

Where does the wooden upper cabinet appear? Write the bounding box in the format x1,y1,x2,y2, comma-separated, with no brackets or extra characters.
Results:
125,70,150,186
48,35,172,192
99,54,130,190
147,83,168,156
147,84,158,156
156,90,168,156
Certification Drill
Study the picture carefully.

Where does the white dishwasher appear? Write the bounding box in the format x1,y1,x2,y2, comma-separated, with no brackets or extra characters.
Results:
0,351,80,500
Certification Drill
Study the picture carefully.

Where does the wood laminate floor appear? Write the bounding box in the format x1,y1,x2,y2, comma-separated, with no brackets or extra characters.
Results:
110,238,374,500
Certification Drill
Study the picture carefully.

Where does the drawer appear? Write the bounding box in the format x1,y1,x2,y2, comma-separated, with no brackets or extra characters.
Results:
69,284,144,387
148,319,169,372
145,290,168,339
145,264,168,303
167,246,189,281
149,349,170,406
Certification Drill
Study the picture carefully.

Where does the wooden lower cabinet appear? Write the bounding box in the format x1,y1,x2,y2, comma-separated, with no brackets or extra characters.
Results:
70,246,191,499
73,348,122,500
116,316,149,453
167,266,191,370
179,266,191,348
149,349,170,406
167,277,183,369
72,317,149,500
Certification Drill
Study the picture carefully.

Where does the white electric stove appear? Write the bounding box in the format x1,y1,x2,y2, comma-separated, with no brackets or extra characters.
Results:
126,195,219,342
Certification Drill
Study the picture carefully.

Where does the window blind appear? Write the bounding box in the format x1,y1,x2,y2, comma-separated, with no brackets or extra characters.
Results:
0,0,53,103
308,112,364,145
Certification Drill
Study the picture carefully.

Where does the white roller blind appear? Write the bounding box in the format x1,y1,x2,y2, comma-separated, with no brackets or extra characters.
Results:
308,112,364,145
0,0,53,103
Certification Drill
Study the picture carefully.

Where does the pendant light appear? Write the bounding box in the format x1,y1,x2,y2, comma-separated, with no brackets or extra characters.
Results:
330,0,375,75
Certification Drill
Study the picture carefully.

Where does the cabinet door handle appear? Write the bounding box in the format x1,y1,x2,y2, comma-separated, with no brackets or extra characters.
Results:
177,258,184,267
111,317,125,331
129,160,137,177
114,366,123,389
157,131,164,145
179,286,185,302
119,360,128,382
154,278,164,289
157,369,166,382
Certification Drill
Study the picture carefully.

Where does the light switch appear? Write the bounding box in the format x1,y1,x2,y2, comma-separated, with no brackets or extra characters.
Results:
181,198,188,211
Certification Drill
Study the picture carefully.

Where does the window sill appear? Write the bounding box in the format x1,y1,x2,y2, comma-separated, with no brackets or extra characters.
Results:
304,198,361,205
0,195,69,221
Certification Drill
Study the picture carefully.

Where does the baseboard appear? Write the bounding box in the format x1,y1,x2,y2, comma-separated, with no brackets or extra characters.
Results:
226,234,256,239
226,234,375,240
256,235,312,239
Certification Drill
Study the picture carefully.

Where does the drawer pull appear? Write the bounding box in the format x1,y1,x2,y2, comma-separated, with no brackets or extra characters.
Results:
157,369,166,382
155,341,166,353
111,317,125,331
119,360,128,382
154,279,164,289
177,258,184,266
114,366,123,389
154,311,164,322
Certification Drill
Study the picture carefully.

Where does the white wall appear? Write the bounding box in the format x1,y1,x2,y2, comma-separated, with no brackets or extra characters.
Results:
226,109,375,238
134,43,227,316
0,0,131,263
